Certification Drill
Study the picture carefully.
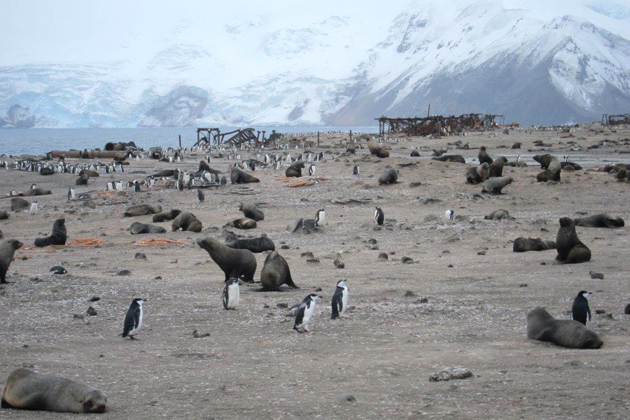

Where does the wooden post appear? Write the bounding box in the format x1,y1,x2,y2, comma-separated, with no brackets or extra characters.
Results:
427,104,431,117
179,135,182,148
317,131,320,147
349,130,353,143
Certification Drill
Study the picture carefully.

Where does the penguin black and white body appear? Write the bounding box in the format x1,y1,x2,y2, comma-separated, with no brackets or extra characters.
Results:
29,201,38,215
176,180,184,191
68,187,75,201
49,266,67,275
122,298,146,340
331,279,349,319
315,209,325,226
134,180,141,192
353,165,360,175
445,209,454,221
220,176,227,186
374,207,384,225
309,164,315,176
294,294,322,333
572,291,591,325
197,189,205,203
30,183,37,190
222,278,240,310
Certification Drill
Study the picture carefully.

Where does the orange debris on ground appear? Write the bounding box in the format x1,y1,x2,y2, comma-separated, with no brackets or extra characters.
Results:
135,238,187,247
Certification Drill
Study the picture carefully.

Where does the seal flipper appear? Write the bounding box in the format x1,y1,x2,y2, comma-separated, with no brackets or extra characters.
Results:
2,397,12,408
533,327,555,343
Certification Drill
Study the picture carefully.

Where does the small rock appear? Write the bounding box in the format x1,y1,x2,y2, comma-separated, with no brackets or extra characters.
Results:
86,307,97,316
276,303,288,309
334,259,345,269
519,284,528,288
401,257,414,264
596,309,606,315
367,238,377,245
346,395,356,403
590,271,604,280
447,264,454,268
540,262,546,266
378,252,388,261
117,269,131,276
263,304,270,308
280,245,290,250
301,251,314,258
154,276,162,280
314,287,322,292
192,330,210,338
477,251,486,256
404,291,416,297
419,297,429,303
306,258,320,264
90,296,100,302
135,252,147,260
429,367,473,382
624,304,630,315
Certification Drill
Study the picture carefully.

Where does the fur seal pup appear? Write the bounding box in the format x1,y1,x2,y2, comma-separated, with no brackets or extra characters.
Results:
466,163,490,184
0,239,23,284
225,235,275,253
124,204,162,217
22,188,52,197
152,209,181,223
555,217,591,264
431,154,465,164
482,176,513,194
130,222,166,234
513,237,556,252
526,307,602,349
478,146,493,165
285,161,305,178
378,168,398,185
488,157,507,177
230,167,260,184
172,212,202,232
239,203,264,221
227,218,257,230
10,197,29,212
260,251,298,291
1,368,107,413
197,237,257,282
484,209,512,220
574,214,624,228
572,291,591,325
34,218,67,247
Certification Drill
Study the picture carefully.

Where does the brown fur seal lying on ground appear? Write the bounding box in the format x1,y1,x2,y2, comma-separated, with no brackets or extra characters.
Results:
574,214,624,228
1,368,107,413
478,146,493,165
227,218,257,230
527,307,603,349
198,160,222,175
489,157,507,177
239,203,264,221
484,209,512,220
231,167,260,184
172,212,202,232
285,162,305,177
0,238,23,284
34,218,67,247
378,168,398,185
152,209,181,222
225,234,275,253
431,155,465,164
39,167,54,176
152,169,175,178
466,163,490,184
513,237,556,252
124,204,162,217
367,139,389,157
260,251,299,291
197,237,257,282
10,198,29,212
130,222,166,234
79,169,99,177
482,176,513,194
21,188,52,197
555,217,591,264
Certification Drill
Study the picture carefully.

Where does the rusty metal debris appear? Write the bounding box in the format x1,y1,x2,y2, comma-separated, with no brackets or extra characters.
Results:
602,114,630,126
376,114,504,137
194,128,283,148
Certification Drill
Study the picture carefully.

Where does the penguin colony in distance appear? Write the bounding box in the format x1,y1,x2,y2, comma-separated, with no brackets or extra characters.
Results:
331,279,349,319
374,207,384,225
294,294,323,333
122,298,146,340
223,278,240,310
572,291,591,325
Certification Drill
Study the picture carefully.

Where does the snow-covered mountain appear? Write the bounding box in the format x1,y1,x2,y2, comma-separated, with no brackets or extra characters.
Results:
1,0,629,128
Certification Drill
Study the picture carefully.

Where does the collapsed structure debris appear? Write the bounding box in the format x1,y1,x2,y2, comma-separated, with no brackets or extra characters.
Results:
376,114,504,137
602,114,630,126
194,128,283,148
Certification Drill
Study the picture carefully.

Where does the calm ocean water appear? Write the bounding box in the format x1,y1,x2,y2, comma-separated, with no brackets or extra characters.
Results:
0,126,378,156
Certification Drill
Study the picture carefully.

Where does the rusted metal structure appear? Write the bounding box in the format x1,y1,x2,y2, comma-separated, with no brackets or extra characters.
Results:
376,114,504,136
602,114,630,126
194,128,282,148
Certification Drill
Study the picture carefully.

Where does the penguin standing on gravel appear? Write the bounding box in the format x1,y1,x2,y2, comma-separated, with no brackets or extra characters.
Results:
331,279,349,319
294,294,322,333
197,189,205,203
572,291,591,325
68,187,75,201
374,207,384,226
122,298,146,340
315,209,326,226
353,165,360,175
309,164,316,176
223,278,240,310
445,209,454,221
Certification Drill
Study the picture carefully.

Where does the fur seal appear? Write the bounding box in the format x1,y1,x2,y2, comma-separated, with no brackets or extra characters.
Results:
130,222,166,234
534,154,561,182
482,176,513,194
0,239,23,283
478,146,493,165
488,157,507,177
0,210,9,220
79,169,99,178
197,237,257,282
198,160,222,175
10,198,29,212
260,251,299,290
513,237,556,252
227,218,257,230
239,203,264,221
230,167,260,184
466,163,490,184
151,169,175,178
526,307,603,349
431,155,465,164
76,173,89,185
574,214,624,228
484,209,512,220
34,218,67,247
226,235,275,253
22,188,52,197
367,139,381,155
172,212,202,232
378,168,398,185
152,209,181,223
1,368,107,413
555,217,591,264
39,167,54,176
124,204,162,217
285,162,305,178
